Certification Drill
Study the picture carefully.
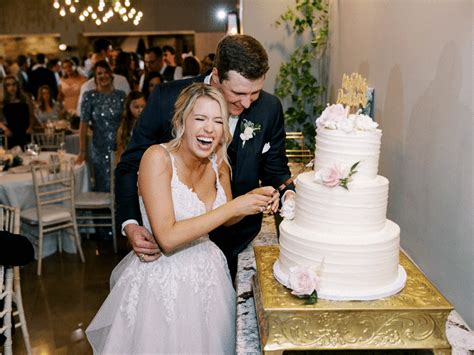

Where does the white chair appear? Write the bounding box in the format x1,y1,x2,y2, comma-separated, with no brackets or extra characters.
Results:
20,161,85,275
31,131,65,151
0,204,32,355
75,153,117,253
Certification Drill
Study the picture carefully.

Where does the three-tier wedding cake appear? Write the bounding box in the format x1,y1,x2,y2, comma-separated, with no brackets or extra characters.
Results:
274,75,406,301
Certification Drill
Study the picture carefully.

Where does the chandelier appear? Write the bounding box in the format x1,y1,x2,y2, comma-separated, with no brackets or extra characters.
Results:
52,0,143,26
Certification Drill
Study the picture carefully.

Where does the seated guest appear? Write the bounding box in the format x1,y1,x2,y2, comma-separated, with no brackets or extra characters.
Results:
29,53,58,100
1,75,38,149
34,85,63,124
115,91,146,162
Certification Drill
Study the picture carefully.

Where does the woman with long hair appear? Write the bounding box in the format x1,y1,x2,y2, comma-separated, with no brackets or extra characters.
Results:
0,75,38,148
34,85,63,124
77,60,125,192
57,58,87,114
86,83,277,354
115,91,146,161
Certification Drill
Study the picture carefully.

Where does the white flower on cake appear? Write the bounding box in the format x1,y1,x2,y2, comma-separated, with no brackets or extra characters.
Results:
279,197,295,220
239,119,261,147
316,103,347,129
315,161,360,190
354,114,378,131
337,116,355,133
316,104,378,134
288,266,319,304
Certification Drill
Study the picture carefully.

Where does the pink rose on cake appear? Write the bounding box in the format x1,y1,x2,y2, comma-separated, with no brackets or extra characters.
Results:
288,266,319,304
316,103,348,129
314,165,345,187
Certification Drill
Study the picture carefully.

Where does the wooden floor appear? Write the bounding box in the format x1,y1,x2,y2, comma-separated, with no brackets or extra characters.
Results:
11,236,127,355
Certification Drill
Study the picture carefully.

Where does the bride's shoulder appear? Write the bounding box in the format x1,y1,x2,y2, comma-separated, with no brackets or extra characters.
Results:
141,144,172,170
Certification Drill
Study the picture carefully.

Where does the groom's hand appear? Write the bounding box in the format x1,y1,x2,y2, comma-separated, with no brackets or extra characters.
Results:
124,224,161,262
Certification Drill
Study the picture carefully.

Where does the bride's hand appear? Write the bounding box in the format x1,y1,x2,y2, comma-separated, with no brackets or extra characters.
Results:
249,186,280,214
231,193,273,217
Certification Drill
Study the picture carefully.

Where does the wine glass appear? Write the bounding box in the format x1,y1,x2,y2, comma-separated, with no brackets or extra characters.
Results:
57,142,66,159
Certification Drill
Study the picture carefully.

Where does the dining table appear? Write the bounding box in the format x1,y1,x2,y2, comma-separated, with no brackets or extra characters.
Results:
0,151,90,258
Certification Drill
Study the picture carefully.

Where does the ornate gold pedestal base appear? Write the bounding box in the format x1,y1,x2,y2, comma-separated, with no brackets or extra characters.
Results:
253,246,453,354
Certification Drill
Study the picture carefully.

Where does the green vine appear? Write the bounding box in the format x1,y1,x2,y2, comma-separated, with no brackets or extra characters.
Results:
275,0,329,150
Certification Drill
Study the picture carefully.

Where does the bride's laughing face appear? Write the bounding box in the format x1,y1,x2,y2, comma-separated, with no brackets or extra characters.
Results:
183,97,224,159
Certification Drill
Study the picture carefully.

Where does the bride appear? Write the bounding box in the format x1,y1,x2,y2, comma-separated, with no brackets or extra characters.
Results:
86,83,277,354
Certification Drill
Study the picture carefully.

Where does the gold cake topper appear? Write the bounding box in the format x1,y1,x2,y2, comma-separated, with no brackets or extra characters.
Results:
336,73,369,113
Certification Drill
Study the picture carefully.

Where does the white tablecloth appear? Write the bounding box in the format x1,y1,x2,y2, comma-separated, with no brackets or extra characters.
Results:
0,152,90,258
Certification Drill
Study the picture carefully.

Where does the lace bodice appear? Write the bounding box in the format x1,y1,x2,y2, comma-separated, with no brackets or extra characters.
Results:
140,150,227,231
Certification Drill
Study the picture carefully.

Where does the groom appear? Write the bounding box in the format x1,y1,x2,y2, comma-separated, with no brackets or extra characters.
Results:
115,34,294,279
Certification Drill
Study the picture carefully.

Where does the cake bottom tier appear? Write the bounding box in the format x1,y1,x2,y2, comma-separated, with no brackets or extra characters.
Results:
274,219,406,301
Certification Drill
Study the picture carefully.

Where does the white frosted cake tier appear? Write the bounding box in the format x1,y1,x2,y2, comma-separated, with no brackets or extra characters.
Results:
275,219,406,300
315,127,382,181
295,172,388,235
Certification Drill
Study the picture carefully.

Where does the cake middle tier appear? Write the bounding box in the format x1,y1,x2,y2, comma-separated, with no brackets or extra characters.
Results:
295,172,389,235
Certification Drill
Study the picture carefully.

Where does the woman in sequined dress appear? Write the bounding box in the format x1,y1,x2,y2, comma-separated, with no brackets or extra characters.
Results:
77,60,125,192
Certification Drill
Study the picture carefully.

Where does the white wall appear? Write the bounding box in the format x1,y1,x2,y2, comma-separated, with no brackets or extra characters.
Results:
243,0,473,327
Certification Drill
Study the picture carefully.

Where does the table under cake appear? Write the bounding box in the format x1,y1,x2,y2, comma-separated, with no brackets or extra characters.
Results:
235,219,453,354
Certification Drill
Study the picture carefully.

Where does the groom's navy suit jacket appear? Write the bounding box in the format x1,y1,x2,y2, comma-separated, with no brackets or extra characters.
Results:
115,75,292,270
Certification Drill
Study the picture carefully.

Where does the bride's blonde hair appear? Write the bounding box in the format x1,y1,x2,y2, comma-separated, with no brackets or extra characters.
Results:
168,83,232,167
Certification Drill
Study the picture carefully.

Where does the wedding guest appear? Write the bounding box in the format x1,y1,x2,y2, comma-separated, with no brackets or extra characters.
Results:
200,52,215,75
76,38,130,115
181,55,201,79
113,51,134,89
129,52,142,90
162,44,183,81
87,83,277,354
143,71,162,99
34,85,63,124
115,91,146,161
0,75,38,149
116,35,294,279
15,55,30,94
29,53,58,100
138,46,164,91
57,58,87,113
77,60,125,192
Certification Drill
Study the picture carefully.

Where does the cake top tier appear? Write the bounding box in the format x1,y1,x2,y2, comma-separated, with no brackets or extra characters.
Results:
314,104,382,183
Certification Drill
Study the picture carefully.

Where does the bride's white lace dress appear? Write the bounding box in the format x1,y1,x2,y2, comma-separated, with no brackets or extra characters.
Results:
86,153,236,354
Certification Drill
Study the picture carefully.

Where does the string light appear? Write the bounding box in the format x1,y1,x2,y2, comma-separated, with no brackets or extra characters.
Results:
52,0,143,26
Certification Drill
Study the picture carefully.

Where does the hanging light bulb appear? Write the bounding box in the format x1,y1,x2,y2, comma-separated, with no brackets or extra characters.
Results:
53,0,144,26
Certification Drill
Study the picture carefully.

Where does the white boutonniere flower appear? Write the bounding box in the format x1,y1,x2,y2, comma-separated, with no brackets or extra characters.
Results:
239,119,261,147
262,142,271,154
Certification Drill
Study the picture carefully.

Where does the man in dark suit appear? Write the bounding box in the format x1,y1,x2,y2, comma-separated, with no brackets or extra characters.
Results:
29,53,58,100
115,34,294,279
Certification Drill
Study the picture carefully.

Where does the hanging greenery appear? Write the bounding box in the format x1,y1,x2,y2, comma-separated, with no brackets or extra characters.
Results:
274,0,329,150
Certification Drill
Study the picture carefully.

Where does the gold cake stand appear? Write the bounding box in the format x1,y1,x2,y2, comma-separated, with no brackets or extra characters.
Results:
253,245,453,354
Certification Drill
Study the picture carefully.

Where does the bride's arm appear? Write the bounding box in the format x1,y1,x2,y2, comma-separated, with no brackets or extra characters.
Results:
139,145,273,254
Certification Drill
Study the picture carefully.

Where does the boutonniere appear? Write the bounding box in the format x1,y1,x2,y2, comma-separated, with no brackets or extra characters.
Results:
239,119,261,147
